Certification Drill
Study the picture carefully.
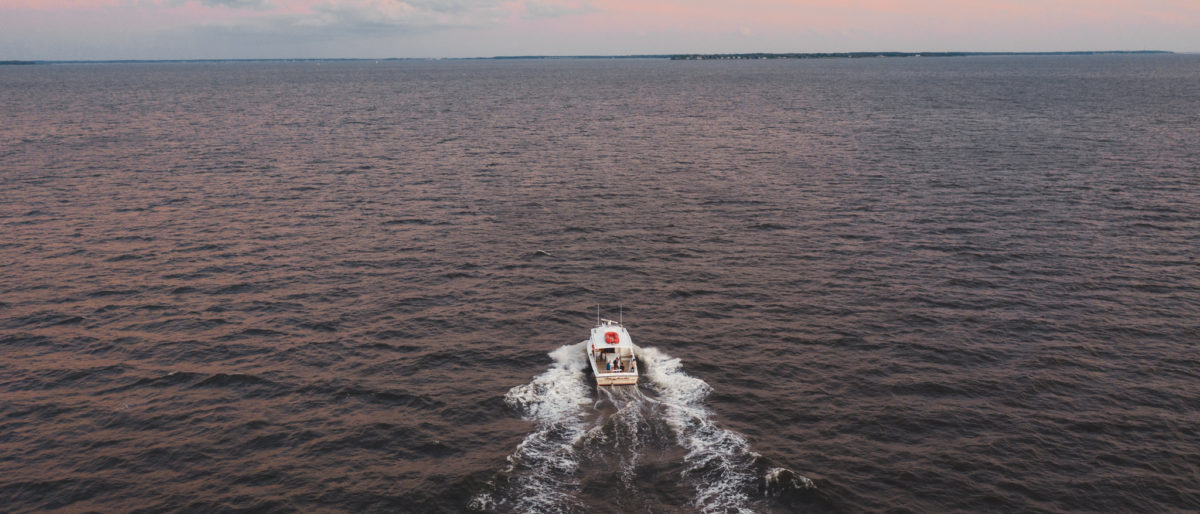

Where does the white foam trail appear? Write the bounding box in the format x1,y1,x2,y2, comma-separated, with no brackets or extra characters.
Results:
493,341,592,512
480,342,797,513
764,467,815,495
639,346,758,514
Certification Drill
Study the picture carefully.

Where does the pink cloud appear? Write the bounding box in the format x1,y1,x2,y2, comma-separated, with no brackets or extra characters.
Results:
2,0,1197,58
507,0,1200,48
2,0,127,8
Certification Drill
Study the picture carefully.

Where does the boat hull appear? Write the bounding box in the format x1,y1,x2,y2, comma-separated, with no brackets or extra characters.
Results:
594,372,638,386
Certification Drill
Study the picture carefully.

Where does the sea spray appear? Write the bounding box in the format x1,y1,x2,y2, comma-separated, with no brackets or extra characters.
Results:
489,342,592,512
639,346,758,514
764,467,816,495
480,342,812,512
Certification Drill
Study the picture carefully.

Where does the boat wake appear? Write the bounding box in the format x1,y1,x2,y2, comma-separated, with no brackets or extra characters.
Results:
471,342,819,513
482,342,592,513
638,346,759,513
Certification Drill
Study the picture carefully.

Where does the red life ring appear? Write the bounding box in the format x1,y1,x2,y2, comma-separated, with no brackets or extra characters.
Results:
605,331,619,344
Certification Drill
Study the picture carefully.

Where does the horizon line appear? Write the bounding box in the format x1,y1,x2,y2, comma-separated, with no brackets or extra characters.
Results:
1,50,1182,64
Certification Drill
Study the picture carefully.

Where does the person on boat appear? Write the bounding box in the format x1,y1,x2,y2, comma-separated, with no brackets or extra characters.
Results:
605,359,611,371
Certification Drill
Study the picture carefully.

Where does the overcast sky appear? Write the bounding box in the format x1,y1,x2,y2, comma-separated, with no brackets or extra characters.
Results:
2,0,1198,60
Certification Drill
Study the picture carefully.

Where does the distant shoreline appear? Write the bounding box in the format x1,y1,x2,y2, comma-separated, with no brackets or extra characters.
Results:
667,50,1173,60
1,51,1176,64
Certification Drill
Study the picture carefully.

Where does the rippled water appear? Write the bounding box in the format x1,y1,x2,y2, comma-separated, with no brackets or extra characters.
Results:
2,55,1199,512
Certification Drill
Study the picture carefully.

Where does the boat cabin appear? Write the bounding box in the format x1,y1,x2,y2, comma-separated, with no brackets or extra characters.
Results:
587,319,638,386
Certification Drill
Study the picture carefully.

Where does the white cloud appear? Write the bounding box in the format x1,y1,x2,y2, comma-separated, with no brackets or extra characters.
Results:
190,0,515,38
159,0,273,9
520,0,595,19
311,0,504,28
196,0,273,9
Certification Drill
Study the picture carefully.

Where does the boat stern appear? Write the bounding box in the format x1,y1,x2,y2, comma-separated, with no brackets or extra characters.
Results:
595,372,638,386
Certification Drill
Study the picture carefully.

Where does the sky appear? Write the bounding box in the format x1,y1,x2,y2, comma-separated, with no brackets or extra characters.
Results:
1,0,1198,60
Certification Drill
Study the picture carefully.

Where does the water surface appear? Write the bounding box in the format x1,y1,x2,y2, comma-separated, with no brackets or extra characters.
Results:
2,55,1199,512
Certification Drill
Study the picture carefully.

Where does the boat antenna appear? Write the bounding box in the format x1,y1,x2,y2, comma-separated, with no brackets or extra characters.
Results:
596,304,600,325
619,305,623,324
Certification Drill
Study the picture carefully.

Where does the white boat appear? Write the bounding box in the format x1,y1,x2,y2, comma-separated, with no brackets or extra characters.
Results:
586,318,638,386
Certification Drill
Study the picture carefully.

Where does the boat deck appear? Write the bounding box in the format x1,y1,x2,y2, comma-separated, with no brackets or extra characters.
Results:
592,354,637,375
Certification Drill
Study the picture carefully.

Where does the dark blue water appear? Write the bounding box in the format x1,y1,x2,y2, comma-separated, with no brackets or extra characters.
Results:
2,55,1199,512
